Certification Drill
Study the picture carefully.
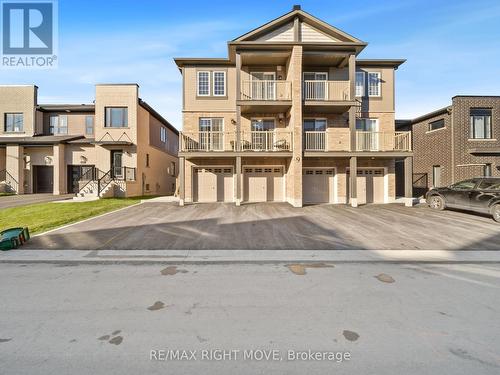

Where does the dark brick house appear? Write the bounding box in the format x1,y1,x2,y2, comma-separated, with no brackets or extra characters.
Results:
396,96,500,197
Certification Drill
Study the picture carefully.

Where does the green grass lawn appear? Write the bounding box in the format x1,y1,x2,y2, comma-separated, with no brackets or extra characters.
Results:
0,197,151,234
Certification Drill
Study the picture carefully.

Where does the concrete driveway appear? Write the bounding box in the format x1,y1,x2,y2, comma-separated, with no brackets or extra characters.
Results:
26,202,500,250
0,193,73,209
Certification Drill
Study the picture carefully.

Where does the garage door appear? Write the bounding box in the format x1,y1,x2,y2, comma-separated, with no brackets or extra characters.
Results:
303,168,335,204
347,169,385,204
193,167,233,203
244,167,284,202
33,166,53,193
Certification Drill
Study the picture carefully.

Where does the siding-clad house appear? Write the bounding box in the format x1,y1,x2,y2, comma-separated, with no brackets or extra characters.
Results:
0,84,179,197
175,6,412,207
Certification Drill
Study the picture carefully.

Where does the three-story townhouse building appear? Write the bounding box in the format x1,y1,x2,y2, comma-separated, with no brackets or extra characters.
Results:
175,6,413,207
0,84,179,197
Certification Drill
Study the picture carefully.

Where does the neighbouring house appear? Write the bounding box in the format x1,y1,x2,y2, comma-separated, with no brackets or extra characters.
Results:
0,84,179,198
174,5,412,207
396,96,500,197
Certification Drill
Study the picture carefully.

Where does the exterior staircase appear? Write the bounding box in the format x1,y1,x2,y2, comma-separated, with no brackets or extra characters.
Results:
74,167,135,200
0,169,18,194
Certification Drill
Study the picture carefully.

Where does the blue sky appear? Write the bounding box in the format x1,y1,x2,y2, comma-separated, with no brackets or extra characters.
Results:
1,0,499,128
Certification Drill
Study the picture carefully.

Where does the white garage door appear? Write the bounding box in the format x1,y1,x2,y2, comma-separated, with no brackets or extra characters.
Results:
347,169,385,204
303,168,335,204
243,167,284,202
194,167,234,203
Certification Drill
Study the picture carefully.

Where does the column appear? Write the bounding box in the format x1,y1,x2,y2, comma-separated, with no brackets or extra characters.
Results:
6,144,24,194
290,45,303,207
349,156,357,207
235,52,242,150
179,156,185,206
348,54,357,151
236,156,241,206
404,156,413,207
53,144,66,195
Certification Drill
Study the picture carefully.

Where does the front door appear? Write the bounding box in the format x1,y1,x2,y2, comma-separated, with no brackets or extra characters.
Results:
67,165,95,193
33,166,54,193
111,151,123,178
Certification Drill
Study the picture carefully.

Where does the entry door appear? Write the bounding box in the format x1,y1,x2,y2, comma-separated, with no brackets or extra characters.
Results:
67,165,95,193
33,166,54,193
111,151,123,178
251,72,276,100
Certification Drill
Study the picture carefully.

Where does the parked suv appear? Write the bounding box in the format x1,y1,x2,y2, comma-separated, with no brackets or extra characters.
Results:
426,178,500,222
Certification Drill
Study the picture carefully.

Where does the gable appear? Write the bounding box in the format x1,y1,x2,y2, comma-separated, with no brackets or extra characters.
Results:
255,22,294,42
301,22,341,42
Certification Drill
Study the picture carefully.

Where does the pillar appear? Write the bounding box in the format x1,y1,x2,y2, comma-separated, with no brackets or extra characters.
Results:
404,156,414,207
179,156,185,206
6,144,24,194
289,45,303,207
349,156,357,207
236,156,241,206
53,144,66,195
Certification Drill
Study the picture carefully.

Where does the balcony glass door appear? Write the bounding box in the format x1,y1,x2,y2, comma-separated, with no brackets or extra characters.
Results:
250,72,276,100
303,119,327,150
199,118,223,151
251,119,275,150
356,119,379,150
303,72,328,100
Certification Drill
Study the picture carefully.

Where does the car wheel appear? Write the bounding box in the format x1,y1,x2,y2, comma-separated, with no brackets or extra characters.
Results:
491,204,500,223
428,195,445,211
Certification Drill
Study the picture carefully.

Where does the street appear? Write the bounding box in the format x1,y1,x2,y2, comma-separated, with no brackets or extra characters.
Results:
1,262,499,374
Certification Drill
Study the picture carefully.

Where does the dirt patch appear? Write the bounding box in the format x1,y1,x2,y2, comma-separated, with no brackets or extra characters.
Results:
343,330,360,342
147,301,165,311
109,336,123,345
286,263,334,275
161,266,188,276
375,273,395,283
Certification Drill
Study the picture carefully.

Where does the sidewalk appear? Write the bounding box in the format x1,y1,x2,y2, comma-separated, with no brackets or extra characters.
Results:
1,249,500,264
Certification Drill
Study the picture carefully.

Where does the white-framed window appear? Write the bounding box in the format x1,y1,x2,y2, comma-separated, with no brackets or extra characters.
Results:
367,72,381,97
105,107,128,127
428,119,445,131
197,71,210,96
356,118,379,131
49,114,68,134
303,119,327,131
199,117,223,151
355,71,365,97
85,115,94,135
160,126,167,143
470,108,492,139
213,71,226,96
251,118,275,131
4,113,23,132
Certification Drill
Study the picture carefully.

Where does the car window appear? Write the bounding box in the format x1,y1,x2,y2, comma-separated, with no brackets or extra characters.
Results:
451,180,477,190
478,180,500,191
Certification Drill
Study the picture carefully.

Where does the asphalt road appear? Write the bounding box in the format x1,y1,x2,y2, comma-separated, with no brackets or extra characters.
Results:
26,202,500,250
0,262,499,374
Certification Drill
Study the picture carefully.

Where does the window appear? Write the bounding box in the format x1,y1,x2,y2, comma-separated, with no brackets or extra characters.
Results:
49,115,68,134
160,126,167,143
451,179,478,191
429,119,445,131
478,179,500,190
213,71,226,96
470,108,492,139
170,162,176,176
484,163,492,177
303,119,327,131
85,116,94,135
146,153,150,167
105,107,128,127
367,72,381,97
251,119,275,131
432,166,442,187
355,71,365,97
356,118,378,131
197,71,210,96
5,113,23,132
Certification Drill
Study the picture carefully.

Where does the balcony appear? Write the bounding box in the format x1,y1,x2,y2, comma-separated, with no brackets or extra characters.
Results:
238,80,292,114
302,80,355,114
303,130,412,153
180,130,293,154
356,131,412,152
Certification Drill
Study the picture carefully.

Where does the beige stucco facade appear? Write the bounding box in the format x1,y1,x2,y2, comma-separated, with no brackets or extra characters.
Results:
175,7,411,208
0,84,178,197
